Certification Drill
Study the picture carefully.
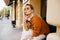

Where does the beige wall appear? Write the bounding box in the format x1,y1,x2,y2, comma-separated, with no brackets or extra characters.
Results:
30,0,41,15
47,0,60,26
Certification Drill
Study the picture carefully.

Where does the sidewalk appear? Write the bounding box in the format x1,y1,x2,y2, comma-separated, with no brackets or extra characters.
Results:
0,17,22,40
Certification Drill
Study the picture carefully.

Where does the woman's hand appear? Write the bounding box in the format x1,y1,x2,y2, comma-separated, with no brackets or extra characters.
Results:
24,16,29,31
24,16,28,23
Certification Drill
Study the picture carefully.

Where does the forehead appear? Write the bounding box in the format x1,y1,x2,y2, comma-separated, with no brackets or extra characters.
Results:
24,5,31,9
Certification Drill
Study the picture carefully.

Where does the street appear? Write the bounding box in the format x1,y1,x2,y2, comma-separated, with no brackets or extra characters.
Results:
0,17,22,40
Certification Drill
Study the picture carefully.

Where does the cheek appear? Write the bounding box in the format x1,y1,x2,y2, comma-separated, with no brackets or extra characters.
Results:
27,10,31,13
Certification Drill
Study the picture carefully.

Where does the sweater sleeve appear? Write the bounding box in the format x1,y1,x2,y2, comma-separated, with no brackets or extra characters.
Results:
32,17,42,37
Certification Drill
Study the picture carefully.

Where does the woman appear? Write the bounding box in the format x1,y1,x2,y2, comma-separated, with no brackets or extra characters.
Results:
21,4,50,40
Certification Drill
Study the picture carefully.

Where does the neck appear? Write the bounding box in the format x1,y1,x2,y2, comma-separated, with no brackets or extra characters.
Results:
28,13,33,17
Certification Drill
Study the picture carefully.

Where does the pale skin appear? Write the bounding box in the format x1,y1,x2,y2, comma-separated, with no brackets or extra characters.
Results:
24,5,34,40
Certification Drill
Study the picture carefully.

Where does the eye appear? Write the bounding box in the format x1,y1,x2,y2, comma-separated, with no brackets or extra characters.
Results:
24,7,29,11
27,7,29,10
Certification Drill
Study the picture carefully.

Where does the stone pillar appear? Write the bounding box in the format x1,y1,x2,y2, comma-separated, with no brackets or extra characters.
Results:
47,0,60,40
16,0,20,28
12,1,15,21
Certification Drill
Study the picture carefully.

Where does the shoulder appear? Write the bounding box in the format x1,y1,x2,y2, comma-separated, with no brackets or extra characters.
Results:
32,15,42,21
30,15,42,24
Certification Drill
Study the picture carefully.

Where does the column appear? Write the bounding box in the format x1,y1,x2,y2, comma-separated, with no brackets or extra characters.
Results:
12,1,15,21
16,0,20,28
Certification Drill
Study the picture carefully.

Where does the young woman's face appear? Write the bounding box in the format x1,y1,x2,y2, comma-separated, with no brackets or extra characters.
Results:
24,5,33,15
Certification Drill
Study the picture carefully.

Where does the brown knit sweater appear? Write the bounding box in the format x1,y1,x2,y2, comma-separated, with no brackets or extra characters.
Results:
26,15,50,37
